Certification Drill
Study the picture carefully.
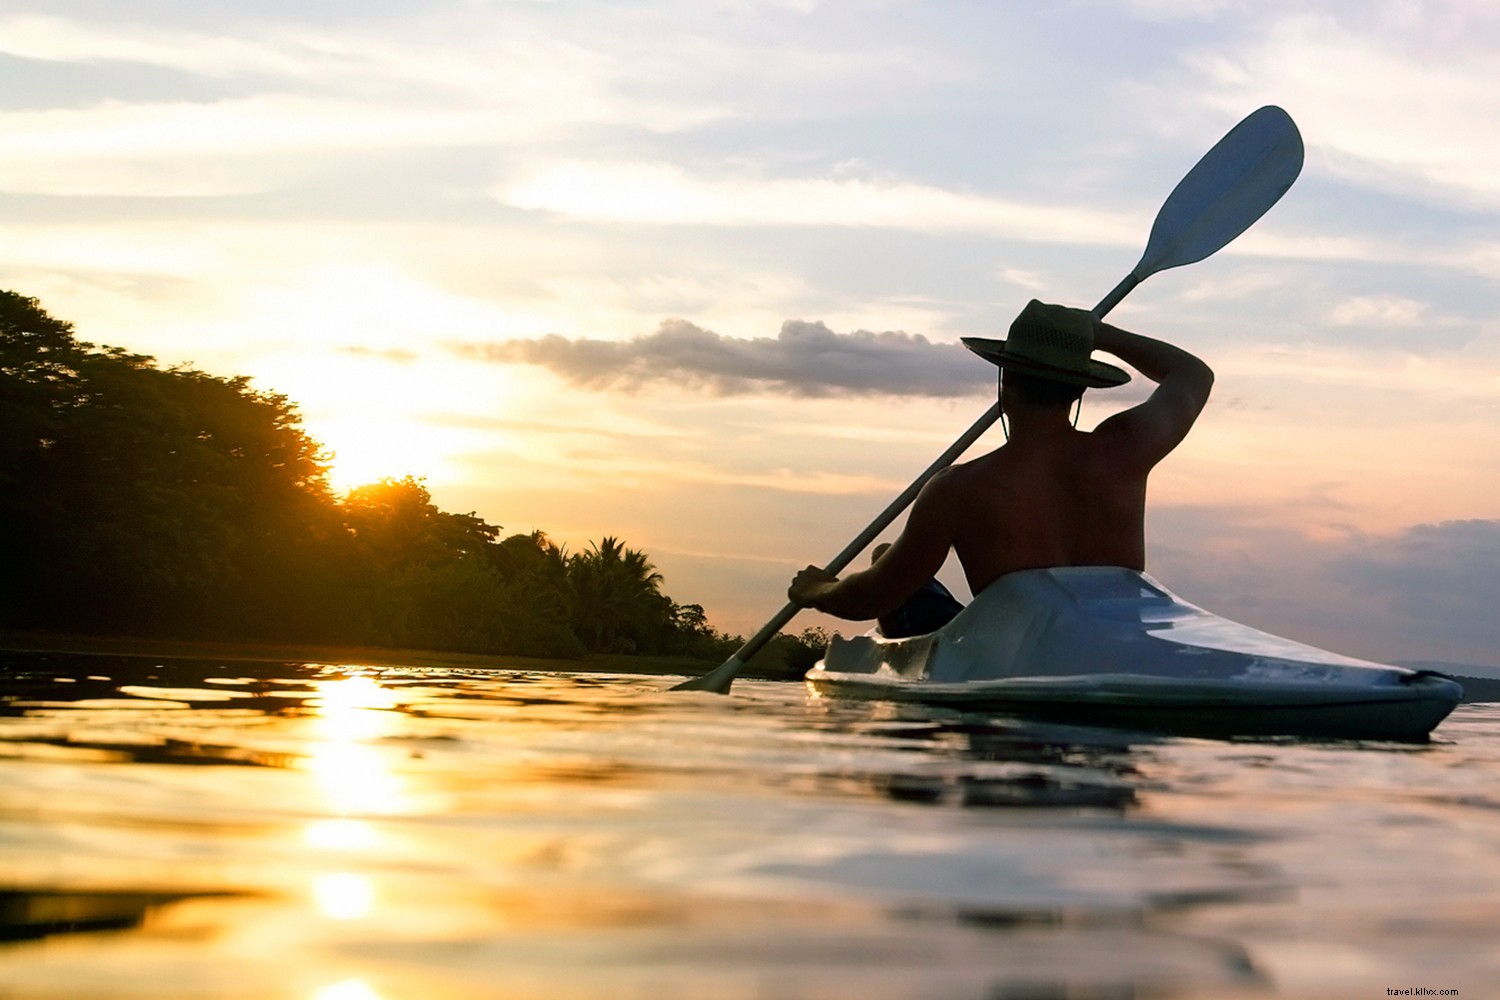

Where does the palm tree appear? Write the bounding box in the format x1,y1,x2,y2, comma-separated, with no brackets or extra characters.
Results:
567,536,670,653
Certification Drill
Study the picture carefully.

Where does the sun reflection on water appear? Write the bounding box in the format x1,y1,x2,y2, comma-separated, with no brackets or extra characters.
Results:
305,742,407,816
312,872,377,921
301,675,410,816
304,818,379,851
310,675,399,742
312,978,383,1000
299,675,409,934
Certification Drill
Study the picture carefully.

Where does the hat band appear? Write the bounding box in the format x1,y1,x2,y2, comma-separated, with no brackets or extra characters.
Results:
999,350,1097,380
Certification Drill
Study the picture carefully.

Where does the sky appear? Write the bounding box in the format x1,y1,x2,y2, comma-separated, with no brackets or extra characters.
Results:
3,0,1499,665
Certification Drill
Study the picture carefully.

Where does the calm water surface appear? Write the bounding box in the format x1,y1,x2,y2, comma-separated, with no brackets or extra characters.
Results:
1,653,1497,999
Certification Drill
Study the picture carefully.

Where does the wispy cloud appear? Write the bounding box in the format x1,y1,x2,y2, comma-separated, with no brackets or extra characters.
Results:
1163,5,1500,209
497,161,1145,240
0,13,324,77
338,346,419,364
455,318,994,398
0,9,721,199
1327,294,1436,328
0,11,624,111
0,97,478,197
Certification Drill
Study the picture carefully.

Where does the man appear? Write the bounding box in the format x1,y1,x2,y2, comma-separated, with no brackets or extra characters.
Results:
788,299,1214,625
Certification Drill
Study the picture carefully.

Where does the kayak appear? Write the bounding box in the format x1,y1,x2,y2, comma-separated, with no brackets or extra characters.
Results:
805,566,1463,741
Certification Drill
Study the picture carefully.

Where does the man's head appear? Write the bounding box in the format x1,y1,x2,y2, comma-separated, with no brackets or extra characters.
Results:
961,300,1130,404
1001,369,1087,408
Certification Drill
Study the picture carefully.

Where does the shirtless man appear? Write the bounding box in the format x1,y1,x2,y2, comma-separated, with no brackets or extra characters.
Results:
787,299,1214,622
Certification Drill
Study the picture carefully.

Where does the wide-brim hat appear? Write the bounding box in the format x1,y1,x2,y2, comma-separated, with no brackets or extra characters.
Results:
962,299,1130,389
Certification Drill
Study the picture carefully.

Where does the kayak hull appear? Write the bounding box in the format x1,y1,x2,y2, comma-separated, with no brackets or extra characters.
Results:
805,567,1463,742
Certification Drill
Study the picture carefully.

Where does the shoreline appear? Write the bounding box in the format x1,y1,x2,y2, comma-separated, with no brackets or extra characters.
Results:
0,629,728,679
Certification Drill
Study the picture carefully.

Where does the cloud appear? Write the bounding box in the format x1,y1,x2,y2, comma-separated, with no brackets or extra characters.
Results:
1326,295,1436,328
1118,0,1237,20
339,346,419,364
0,9,721,200
1151,511,1500,665
1164,5,1500,209
1331,520,1500,650
0,13,318,77
456,318,996,398
497,161,1145,241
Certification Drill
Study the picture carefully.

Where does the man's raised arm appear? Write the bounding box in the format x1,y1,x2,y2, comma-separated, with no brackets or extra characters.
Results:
1091,320,1214,466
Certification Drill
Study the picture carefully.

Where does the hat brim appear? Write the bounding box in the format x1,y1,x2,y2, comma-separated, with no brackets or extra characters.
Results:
961,337,1130,389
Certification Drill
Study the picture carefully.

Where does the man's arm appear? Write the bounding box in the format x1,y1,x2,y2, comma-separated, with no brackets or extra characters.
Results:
788,472,959,620
1091,320,1214,469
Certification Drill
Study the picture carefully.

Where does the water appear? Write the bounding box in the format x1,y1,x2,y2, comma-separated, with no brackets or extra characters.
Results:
1,653,1496,999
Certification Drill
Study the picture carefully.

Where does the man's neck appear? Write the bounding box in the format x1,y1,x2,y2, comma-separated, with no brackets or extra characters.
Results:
1004,403,1078,441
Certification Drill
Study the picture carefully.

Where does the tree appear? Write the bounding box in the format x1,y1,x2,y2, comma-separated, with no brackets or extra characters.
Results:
1,292,84,623
1,295,335,633
662,601,742,659
341,476,498,572
0,290,734,660
0,291,82,478
566,536,672,653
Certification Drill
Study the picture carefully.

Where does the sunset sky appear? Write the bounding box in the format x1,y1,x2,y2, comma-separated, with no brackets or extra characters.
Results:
3,0,1498,665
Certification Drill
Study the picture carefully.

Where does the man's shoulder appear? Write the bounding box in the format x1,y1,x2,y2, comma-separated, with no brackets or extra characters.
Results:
929,451,1003,493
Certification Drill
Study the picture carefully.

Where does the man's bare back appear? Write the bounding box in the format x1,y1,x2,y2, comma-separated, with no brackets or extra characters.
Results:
789,306,1213,622
938,426,1149,594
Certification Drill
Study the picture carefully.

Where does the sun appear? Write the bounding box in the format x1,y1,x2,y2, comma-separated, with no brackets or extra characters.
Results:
317,412,447,494
245,322,538,497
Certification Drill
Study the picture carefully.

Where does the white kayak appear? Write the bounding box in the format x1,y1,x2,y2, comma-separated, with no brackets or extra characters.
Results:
805,566,1463,741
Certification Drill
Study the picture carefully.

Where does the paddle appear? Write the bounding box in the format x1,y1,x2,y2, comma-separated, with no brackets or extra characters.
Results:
672,105,1303,695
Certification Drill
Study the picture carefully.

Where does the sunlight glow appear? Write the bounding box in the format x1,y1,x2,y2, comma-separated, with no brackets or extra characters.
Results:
304,818,380,851
306,742,406,816
312,676,398,742
303,676,410,816
312,982,383,1000
313,872,377,921
320,417,449,495
255,343,524,495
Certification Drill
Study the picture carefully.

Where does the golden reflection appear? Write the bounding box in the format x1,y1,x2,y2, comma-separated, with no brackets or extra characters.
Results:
304,818,378,851
312,872,376,921
301,675,409,816
305,742,406,815
311,675,399,742
300,676,405,932
312,978,383,1000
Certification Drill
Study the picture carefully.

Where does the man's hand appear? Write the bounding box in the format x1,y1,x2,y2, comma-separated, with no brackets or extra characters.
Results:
789,565,839,609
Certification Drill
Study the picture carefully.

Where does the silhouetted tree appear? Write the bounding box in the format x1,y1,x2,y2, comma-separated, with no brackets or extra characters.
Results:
566,537,673,653
1,293,332,634
661,601,742,659
0,290,730,661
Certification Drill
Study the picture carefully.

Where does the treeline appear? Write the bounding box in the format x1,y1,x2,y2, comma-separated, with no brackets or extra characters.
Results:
0,290,746,661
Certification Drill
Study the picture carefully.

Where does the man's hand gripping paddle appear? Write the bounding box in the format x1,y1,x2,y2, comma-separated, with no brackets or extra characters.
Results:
672,106,1304,694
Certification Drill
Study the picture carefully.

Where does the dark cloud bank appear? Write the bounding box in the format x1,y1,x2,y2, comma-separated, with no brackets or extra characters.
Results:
455,319,995,398
1331,518,1500,652
1156,515,1500,666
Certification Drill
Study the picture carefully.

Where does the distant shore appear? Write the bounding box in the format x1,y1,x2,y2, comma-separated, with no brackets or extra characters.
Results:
0,629,733,680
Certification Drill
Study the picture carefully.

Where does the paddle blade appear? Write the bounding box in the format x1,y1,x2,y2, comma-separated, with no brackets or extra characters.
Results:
670,656,744,693
1135,106,1303,280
